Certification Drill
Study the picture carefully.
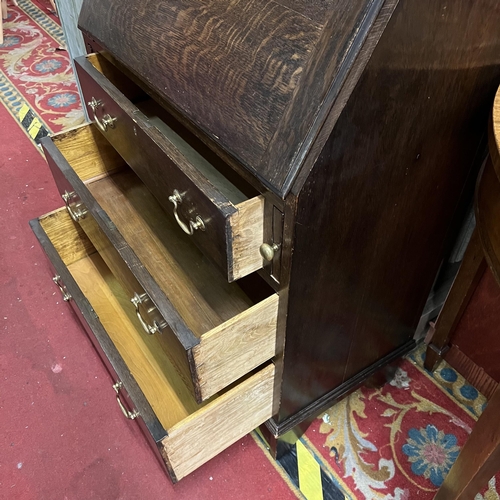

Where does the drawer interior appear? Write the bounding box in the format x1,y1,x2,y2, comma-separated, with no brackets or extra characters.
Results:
37,209,276,481
40,209,206,426
49,125,279,401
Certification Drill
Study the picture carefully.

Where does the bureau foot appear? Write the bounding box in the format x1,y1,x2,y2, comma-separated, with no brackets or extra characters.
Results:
258,424,305,460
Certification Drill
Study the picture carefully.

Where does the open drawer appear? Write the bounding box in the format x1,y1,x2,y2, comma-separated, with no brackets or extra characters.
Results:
30,208,276,482
74,52,271,282
41,124,279,402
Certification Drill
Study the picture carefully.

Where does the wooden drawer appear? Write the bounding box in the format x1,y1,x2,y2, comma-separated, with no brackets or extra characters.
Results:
30,207,276,482
74,53,268,282
41,124,279,403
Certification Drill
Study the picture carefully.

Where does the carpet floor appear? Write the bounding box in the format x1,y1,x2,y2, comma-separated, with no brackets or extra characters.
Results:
0,2,499,499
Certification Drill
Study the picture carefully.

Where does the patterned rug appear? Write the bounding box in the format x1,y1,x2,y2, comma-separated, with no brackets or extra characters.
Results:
0,0,84,144
271,344,500,499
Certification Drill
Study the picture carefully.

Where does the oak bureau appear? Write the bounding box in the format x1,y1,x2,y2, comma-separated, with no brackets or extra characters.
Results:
31,0,500,482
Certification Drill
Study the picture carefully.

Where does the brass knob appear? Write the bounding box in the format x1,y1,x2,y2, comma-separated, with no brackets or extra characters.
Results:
260,243,280,262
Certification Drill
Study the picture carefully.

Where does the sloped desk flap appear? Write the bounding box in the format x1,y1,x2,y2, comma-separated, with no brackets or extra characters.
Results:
78,0,391,197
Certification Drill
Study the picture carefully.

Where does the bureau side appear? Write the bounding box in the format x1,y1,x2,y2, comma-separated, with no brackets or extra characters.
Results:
275,0,500,427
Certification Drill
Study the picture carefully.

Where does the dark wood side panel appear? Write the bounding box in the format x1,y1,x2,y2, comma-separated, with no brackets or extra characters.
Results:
278,0,500,421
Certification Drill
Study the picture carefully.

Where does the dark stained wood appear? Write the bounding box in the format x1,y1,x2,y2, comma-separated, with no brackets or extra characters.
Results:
266,339,416,437
77,211,200,401
435,385,500,499
77,0,393,197
260,0,393,191
425,228,487,371
277,0,500,422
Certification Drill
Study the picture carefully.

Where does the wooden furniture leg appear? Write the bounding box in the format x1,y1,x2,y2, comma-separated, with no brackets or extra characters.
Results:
435,385,500,499
425,227,486,371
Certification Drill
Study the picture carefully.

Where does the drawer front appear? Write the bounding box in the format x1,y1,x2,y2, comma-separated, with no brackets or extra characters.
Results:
30,209,276,482
75,55,265,282
41,126,278,402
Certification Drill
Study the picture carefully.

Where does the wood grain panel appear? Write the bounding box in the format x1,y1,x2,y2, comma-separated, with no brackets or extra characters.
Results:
193,294,278,398
79,0,322,175
260,0,385,189
38,208,95,266
161,363,275,481
230,196,265,281
50,124,124,181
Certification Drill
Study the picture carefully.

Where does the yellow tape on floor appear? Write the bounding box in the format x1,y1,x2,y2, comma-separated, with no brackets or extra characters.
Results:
297,439,323,500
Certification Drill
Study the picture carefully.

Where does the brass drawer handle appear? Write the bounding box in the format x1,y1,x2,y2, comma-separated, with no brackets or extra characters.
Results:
62,191,87,222
113,382,139,420
130,292,167,335
52,275,71,302
168,190,205,235
88,97,116,132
